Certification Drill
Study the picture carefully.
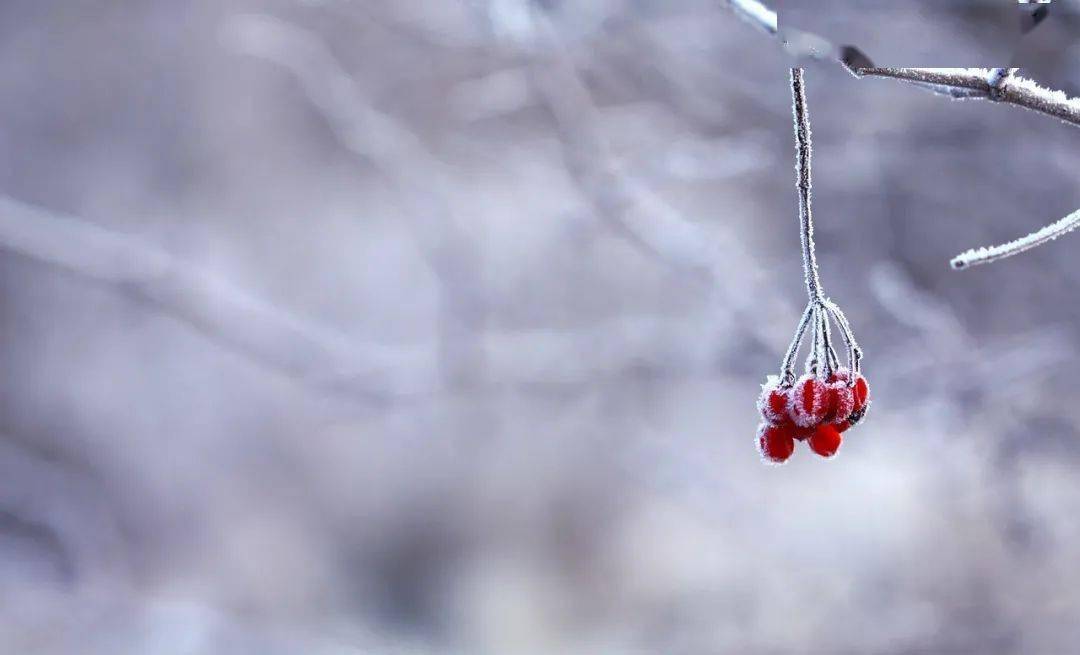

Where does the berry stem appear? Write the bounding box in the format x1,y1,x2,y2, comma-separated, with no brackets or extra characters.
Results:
820,308,840,375
806,304,836,378
824,300,862,380
790,68,823,304
779,302,814,386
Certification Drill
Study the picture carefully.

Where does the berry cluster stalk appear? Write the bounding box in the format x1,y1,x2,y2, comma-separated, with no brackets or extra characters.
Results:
778,69,862,389
791,67,822,305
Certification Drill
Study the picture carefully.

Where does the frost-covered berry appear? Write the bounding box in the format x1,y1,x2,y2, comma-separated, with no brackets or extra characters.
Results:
788,374,828,427
823,373,855,425
851,373,870,414
757,376,791,425
757,423,795,464
809,423,842,458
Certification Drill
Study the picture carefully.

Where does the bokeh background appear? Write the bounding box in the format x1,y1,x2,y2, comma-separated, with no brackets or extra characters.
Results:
3,1,1080,653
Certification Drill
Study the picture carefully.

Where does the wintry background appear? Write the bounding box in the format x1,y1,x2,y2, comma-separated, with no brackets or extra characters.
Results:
3,1,1080,653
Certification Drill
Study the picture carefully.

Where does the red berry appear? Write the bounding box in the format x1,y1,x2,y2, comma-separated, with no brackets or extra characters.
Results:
809,424,842,458
823,378,855,425
788,374,828,428
756,377,790,425
835,420,852,433
829,367,851,383
791,424,814,441
851,373,870,414
757,423,795,464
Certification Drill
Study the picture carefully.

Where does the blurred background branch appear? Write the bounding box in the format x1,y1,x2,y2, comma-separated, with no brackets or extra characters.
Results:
1,1,1080,653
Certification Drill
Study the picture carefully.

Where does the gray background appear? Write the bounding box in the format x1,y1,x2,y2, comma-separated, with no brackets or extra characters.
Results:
2,1,1080,653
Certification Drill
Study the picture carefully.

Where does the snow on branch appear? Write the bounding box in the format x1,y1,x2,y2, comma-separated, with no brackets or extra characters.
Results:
719,0,1080,269
846,68,1080,128
841,68,1080,267
951,208,1080,269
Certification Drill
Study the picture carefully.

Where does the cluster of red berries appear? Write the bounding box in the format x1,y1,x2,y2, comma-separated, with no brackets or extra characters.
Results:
756,367,869,463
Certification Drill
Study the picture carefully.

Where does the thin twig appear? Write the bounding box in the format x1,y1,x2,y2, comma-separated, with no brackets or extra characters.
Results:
779,302,814,385
722,1,1080,267
823,299,861,379
842,68,1080,267
951,208,1080,269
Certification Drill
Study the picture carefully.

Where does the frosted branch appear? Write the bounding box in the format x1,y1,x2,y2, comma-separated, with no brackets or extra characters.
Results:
790,68,823,303
986,67,1017,94
717,5,1080,269
847,68,1080,128
779,302,814,385
823,299,861,379
951,207,1080,270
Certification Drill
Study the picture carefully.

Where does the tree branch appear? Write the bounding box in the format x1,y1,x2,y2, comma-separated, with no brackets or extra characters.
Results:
719,0,1080,269
951,208,1080,269
847,68,1080,128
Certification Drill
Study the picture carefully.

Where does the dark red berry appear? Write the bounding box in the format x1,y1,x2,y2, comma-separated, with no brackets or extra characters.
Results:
851,374,870,413
757,423,795,464
823,377,855,424
809,424,842,458
789,374,828,427
757,377,790,425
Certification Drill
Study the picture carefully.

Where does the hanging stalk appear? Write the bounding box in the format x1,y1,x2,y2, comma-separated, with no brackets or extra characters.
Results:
777,68,858,384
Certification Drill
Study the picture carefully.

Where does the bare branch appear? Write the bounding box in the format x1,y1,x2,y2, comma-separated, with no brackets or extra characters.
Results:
951,208,1080,270
847,68,1080,128
723,0,1080,271
841,67,1080,268
986,67,1018,92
